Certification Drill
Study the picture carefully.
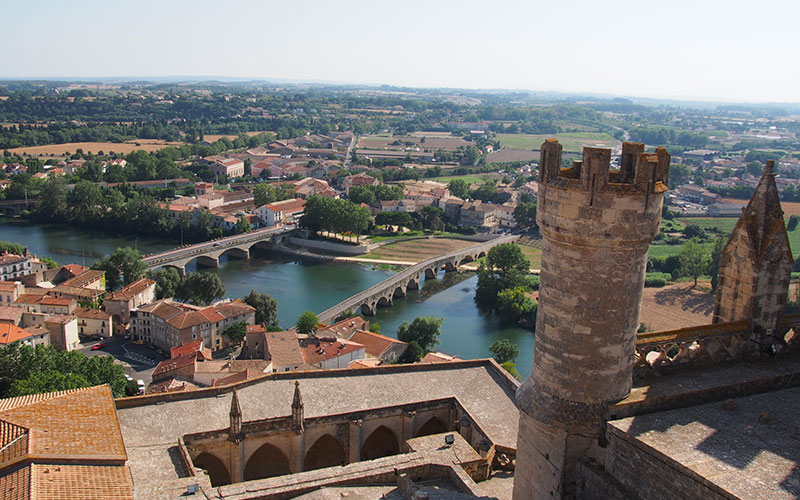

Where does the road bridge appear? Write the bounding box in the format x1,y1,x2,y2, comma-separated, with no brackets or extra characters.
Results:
143,225,295,274
317,234,518,323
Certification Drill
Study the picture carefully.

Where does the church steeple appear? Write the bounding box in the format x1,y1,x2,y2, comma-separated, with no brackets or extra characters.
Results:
291,381,304,435
228,388,243,443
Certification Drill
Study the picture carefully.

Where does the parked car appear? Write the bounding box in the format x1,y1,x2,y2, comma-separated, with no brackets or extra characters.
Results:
136,380,146,393
91,343,106,350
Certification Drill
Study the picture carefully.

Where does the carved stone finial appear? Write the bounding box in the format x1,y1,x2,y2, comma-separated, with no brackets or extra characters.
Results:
291,381,304,435
228,388,243,443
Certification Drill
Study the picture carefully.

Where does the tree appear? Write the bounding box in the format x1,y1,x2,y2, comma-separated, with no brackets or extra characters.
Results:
0,343,128,398
487,243,530,289
147,267,183,300
234,216,252,234
448,179,469,199
399,341,424,363
788,215,800,231
178,272,225,305
38,256,59,269
369,322,381,334
679,238,711,287
489,339,519,364
92,247,146,290
397,316,442,353
419,205,443,231
513,202,537,228
496,287,538,326
682,224,704,239
708,237,725,291
244,290,278,327
375,211,413,228
348,185,376,205
296,311,319,334
222,321,247,344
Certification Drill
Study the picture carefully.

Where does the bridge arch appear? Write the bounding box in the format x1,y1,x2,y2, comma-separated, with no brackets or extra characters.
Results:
193,452,231,487
305,434,347,471
361,425,400,461
243,442,292,481
219,246,249,260
393,286,406,298
377,296,392,308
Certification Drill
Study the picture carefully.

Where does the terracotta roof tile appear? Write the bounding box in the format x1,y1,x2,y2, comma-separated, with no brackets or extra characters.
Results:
30,463,134,500
300,338,364,366
266,330,304,367
152,353,197,378
0,386,127,462
0,324,36,345
348,329,406,358
0,465,30,500
107,279,155,302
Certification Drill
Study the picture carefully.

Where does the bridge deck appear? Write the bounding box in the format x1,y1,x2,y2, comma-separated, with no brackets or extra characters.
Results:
317,235,518,323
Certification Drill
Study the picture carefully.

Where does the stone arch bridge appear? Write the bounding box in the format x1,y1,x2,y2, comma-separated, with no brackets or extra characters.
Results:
318,234,518,323
143,226,295,275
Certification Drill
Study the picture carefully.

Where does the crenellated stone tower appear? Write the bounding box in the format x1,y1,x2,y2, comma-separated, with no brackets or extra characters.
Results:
514,140,670,499
713,160,793,352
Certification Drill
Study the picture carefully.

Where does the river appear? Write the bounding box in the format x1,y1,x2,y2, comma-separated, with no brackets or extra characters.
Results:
0,219,534,377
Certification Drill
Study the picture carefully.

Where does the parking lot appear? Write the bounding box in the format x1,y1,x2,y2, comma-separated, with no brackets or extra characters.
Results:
78,337,169,385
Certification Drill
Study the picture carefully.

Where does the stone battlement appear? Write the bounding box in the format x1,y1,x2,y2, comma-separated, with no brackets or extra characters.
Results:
536,140,671,249
539,139,669,200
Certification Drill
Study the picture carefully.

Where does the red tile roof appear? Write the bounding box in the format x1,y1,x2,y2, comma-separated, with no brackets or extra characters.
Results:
348,329,406,359
0,324,36,345
170,339,206,359
107,278,155,302
152,353,197,379
300,338,364,366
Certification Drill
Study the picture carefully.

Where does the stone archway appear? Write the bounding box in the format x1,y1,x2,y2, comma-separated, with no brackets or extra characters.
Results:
305,434,347,471
415,416,448,437
243,442,291,481
361,425,400,461
193,452,231,487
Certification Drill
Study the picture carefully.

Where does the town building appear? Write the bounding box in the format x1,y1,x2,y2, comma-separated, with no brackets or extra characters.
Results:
74,307,113,338
0,253,34,281
45,314,79,351
459,200,498,229
348,329,407,363
299,336,366,369
0,323,48,348
256,198,305,227
0,280,24,304
104,277,157,326
131,299,255,352
342,172,380,194
208,157,245,179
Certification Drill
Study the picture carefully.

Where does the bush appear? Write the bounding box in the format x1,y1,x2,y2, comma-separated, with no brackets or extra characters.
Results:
644,277,667,287
789,215,800,231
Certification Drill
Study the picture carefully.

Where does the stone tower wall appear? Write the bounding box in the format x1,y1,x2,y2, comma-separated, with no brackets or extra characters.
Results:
514,140,670,499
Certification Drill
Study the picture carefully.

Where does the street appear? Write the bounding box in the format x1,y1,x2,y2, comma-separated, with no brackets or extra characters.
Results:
78,337,168,384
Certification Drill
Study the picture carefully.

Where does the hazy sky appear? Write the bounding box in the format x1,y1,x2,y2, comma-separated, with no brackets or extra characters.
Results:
2,0,798,103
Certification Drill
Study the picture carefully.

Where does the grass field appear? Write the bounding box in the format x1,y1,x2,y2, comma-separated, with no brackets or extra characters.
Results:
496,132,619,152
431,174,491,185
7,140,185,156
362,238,478,262
651,216,800,259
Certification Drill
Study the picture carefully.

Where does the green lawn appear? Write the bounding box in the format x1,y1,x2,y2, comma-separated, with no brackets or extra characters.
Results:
678,217,738,235
366,231,460,243
496,132,619,152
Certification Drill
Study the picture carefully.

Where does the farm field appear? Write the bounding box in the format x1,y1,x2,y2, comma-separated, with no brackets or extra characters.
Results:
357,134,471,151
203,131,271,143
431,174,493,185
652,216,800,258
362,238,479,262
7,139,184,157
496,132,619,152
639,281,714,331
487,149,539,163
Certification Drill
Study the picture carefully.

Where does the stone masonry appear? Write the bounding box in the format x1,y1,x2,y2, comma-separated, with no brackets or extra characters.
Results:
514,140,670,499
713,160,793,353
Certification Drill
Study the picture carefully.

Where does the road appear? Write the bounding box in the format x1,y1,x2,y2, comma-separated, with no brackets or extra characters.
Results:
78,337,167,384
143,224,294,267
344,133,357,168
